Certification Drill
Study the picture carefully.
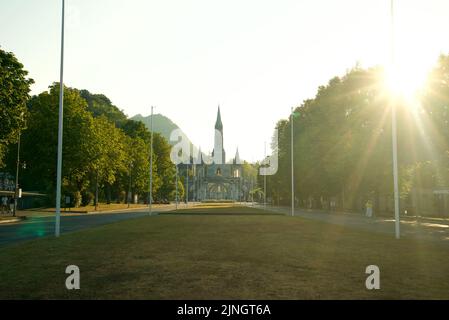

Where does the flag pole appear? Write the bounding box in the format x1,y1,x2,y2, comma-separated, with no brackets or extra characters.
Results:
149,106,154,216
291,107,295,217
186,164,189,207
175,165,178,210
55,0,65,237
264,141,267,209
390,0,401,239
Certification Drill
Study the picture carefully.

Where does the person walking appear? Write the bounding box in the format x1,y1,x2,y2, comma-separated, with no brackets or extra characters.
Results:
365,200,373,218
9,196,14,215
1,196,7,215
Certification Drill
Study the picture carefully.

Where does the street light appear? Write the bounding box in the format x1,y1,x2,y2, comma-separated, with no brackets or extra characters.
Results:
13,119,23,217
390,0,401,239
186,164,189,207
264,141,267,209
127,162,133,208
149,106,154,216
290,107,301,217
175,164,178,210
55,0,65,237
95,171,99,211
291,107,295,217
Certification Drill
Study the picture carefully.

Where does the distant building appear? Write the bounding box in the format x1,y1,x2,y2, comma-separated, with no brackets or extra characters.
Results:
0,172,46,209
181,107,251,201
0,172,15,192
406,187,449,217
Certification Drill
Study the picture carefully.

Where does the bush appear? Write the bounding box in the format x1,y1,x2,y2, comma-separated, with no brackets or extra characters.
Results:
81,191,94,207
73,191,82,208
119,191,126,204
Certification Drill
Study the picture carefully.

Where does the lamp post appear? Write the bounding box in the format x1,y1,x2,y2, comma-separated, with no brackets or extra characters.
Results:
192,164,196,202
186,164,189,207
264,141,267,209
390,0,401,239
175,164,178,210
55,0,65,237
149,106,154,216
13,128,22,217
127,162,133,208
291,107,295,217
95,171,99,211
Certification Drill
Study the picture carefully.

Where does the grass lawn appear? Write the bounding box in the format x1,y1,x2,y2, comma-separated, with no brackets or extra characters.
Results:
0,216,23,222
0,204,448,299
15,203,149,217
166,203,284,215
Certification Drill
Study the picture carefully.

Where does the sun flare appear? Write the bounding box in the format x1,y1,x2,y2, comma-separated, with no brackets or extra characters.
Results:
383,61,431,102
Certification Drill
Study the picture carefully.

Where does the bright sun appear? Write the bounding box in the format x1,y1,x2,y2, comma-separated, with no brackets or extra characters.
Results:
383,61,431,101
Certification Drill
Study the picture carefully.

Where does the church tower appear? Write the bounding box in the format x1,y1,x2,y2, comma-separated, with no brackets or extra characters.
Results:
212,106,225,164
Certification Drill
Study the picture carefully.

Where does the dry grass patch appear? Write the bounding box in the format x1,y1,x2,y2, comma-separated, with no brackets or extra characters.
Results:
0,206,448,299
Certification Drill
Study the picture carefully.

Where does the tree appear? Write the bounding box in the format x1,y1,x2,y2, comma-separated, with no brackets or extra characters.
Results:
90,116,128,204
125,136,151,200
121,118,176,202
80,90,127,126
269,66,394,211
20,84,98,203
267,56,449,214
0,48,34,167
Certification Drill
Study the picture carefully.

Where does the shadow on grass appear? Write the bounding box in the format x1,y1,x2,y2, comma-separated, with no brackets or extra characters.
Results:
162,205,284,216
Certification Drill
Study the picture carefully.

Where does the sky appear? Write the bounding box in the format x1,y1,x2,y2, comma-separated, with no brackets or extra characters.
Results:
1,0,449,162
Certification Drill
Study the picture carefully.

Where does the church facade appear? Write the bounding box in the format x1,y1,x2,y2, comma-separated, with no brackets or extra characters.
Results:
187,107,248,201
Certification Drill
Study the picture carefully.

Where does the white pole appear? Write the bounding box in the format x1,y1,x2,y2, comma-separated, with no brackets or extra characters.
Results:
13,131,21,217
391,0,400,239
392,102,400,239
186,164,189,207
291,107,295,217
55,0,65,237
175,165,178,210
264,141,267,209
192,164,195,202
149,106,154,216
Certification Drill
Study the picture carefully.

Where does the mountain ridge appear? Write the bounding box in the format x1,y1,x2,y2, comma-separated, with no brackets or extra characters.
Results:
130,114,203,160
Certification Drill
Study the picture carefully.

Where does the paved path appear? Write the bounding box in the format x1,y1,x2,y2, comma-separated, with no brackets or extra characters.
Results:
0,204,184,247
256,205,449,244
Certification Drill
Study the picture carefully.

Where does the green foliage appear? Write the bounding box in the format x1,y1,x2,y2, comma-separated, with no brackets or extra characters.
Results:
0,47,34,167
153,133,176,201
268,59,449,212
20,84,97,195
8,80,177,206
80,90,127,126
81,191,94,207
130,113,186,145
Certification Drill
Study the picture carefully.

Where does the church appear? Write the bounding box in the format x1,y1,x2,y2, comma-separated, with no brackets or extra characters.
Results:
186,107,249,201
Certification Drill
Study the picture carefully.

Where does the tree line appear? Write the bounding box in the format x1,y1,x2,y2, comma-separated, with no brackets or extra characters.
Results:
3,46,448,213
265,56,449,215
1,47,183,207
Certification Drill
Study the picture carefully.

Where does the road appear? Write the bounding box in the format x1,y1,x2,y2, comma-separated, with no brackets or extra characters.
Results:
0,204,183,247
3,203,448,247
257,205,449,244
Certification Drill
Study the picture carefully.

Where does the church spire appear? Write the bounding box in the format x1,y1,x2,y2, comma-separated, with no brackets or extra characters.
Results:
215,105,223,130
213,105,225,164
234,147,241,164
195,146,203,165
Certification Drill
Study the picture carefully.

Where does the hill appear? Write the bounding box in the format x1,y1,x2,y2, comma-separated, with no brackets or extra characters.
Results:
130,113,186,144
130,114,201,159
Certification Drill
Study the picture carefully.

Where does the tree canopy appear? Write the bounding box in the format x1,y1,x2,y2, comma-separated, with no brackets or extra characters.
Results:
0,47,34,167
6,83,178,207
267,57,449,214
